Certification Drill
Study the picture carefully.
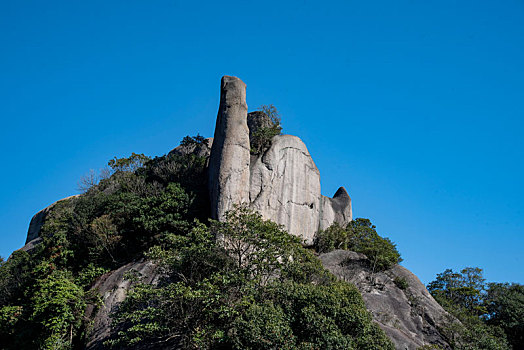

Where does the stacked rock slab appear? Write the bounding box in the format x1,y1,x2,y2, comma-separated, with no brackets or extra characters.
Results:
209,76,352,245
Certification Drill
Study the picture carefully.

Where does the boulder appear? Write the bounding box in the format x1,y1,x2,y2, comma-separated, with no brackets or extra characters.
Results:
18,237,43,253
85,261,160,349
249,135,322,245
25,195,79,243
208,76,251,220
319,187,352,231
320,250,453,350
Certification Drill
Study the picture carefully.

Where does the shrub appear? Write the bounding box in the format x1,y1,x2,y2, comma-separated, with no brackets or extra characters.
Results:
250,104,282,154
394,276,409,290
315,218,402,272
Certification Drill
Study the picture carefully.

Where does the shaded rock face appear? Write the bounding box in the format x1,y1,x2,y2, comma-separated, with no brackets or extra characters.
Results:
25,195,79,244
208,76,352,244
208,76,251,221
85,261,161,349
320,250,452,350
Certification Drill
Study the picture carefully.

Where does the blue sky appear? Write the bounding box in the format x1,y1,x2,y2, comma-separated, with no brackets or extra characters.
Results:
1,0,523,284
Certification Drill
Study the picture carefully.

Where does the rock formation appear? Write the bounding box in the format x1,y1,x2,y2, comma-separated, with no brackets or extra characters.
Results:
208,76,352,244
16,76,458,350
249,135,322,245
25,195,79,243
85,261,161,349
321,250,453,350
208,76,251,221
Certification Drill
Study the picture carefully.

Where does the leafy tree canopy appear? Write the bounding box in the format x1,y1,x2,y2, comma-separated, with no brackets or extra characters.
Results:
427,267,520,350
314,219,402,272
108,206,394,350
250,104,282,154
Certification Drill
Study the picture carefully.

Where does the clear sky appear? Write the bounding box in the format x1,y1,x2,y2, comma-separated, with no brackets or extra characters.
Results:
1,0,523,285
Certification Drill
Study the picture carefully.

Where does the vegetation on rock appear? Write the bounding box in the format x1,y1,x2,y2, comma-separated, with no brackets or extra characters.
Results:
0,136,209,349
249,104,282,154
107,205,394,349
0,136,395,350
1,127,521,350
314,219,402,272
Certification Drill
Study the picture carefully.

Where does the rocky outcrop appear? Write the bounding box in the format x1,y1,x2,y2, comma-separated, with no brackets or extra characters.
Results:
208,76,251,221
85,261,160,349
208,76,352,244
320,250,452,350
169,137,213,158
18,237,43,253
25,195,79,243
320,187,352,231
249,135,322,245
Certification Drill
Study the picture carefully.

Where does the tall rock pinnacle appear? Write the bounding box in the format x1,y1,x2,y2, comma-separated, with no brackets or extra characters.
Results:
207,75,352,245
208,76,251,220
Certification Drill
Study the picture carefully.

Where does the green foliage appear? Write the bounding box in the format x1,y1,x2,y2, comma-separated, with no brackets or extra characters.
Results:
30,268,86,349
484,282,524,349
108,152,150,173
109,206,394,350
427,267,486,316
394,276,409,290
250,104,282,154
180,133,208,148
0,148,203,349
143,136,211,220
0,305,23,340
0,250,34,305
427,267,511,350
315,219,402,272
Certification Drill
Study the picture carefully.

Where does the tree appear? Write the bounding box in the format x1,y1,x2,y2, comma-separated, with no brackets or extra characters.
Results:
484,282,524,349
107,152,150,173
427,268,510,350
427,267,486,315
211,204,301,286
315,218,402,272
30,268,86,349
110,207,394,350
250,104,282,154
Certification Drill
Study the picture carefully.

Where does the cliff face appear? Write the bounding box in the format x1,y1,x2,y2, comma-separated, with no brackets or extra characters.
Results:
208,75,352,245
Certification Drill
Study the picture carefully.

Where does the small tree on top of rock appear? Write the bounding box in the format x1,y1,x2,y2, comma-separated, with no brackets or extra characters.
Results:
249,104,282,154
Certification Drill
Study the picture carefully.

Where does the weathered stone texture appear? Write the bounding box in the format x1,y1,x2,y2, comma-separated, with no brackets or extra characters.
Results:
249,135,322,245
319,187,352,231
85,261,161,349
320,250,453,350
208,75,352,243
208,76,250,220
